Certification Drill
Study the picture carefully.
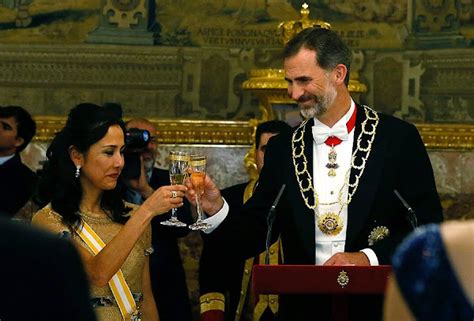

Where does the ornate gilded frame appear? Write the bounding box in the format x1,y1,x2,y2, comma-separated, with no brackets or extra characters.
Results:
34,115,473,151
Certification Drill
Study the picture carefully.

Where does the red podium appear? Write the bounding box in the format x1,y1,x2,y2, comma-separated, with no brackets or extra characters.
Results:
252,265,391,321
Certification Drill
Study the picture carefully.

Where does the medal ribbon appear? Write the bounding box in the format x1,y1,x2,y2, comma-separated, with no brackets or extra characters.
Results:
324,105,357,147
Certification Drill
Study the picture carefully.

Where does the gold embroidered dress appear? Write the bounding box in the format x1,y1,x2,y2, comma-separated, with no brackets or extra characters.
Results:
32,204,152,321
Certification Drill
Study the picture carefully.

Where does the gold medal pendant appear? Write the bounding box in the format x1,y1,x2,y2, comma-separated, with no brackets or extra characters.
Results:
326,147,339,177
317,212,343,236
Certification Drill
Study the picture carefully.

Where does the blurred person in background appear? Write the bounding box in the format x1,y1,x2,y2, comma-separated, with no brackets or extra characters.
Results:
122,117,193,321
0,105,37,217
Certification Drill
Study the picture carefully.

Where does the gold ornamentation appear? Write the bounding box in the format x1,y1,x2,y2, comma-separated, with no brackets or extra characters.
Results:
326,147,339,177
415,0,457,32
31,117,473,151
104,0,146,28
78,210,113,225
33,117,254,145
169,154,190,162
368,226,390,246
199,292,225,313
347,70,368,94
317,212,343,236
337,270,349,288
111,0,140,11
417,124,474,150
291,106,379,211
242,69,289,90
277,3,331,46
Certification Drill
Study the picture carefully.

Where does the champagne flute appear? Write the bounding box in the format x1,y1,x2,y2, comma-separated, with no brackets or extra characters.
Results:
161,151,189,227
188,155,211,231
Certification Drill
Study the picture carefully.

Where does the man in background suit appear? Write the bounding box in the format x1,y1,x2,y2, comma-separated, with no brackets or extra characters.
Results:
199,120,291,321
0,216,96,321
122,118,194,321
187,27,443,321
0,105,37,217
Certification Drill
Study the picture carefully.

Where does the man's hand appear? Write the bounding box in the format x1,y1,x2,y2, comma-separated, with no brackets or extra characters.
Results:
185,174,223,216
125,156,154,199
323,252,370,266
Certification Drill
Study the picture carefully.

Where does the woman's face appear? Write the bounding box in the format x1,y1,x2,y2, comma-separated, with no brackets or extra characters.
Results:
78,124,125,193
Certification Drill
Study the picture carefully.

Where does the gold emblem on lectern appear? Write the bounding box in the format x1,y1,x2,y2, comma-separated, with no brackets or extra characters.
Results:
337,270,349,288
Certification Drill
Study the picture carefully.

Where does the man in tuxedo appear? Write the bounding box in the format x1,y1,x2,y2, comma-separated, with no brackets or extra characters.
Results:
0,105,37,217
0,217,96,321
199,120,291,321
187,27,443,321
122,118,194,321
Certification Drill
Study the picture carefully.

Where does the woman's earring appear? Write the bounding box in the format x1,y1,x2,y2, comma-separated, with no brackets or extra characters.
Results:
75,165,81,178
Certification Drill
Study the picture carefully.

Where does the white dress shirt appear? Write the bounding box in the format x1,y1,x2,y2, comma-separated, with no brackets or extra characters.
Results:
0,154,15,166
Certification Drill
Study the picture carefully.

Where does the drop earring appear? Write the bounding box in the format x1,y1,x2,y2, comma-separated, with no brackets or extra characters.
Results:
75,165,81,178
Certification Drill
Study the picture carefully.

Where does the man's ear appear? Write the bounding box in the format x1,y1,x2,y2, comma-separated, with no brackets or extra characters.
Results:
13,136,24,149
333,64,348,85
68,145,83,167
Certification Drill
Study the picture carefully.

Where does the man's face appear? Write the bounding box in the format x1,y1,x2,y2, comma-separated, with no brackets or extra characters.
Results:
256,132,278,174
0,116,23,156
284,48,337,119
126,121,157,172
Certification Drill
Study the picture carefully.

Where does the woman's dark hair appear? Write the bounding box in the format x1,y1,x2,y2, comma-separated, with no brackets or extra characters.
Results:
35,103,130,226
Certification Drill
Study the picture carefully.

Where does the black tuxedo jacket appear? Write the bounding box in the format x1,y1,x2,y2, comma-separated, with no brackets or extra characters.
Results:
0,217,96,321
200,182,249,320
209,104,443,320
0,153,37,217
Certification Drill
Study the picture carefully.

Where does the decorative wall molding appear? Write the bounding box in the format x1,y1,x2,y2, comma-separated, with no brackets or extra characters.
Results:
34,116,253,146
417,123,474,151
33,116,473,150
0,44,260,120
0,44,182,89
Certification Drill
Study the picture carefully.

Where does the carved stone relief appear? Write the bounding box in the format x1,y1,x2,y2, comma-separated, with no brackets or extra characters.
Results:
372,57,403,116
362,48,474,124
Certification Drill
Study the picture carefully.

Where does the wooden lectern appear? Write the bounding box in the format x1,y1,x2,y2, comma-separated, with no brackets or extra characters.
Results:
252,265,391,321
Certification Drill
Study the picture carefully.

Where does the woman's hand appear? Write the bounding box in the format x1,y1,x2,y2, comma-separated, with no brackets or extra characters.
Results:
141,185,187,217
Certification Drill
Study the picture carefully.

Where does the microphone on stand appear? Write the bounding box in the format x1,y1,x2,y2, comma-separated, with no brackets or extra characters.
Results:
394,189,418,230
265,184,286,265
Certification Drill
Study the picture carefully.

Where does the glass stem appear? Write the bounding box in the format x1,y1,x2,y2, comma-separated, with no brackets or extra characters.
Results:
196,194,203,222
171,207,177,219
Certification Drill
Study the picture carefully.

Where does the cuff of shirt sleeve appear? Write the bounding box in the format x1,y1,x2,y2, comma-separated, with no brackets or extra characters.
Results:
201,198,229,234
360,248,379,266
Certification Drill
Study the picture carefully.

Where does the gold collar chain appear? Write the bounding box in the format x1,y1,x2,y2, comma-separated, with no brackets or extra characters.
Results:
291,105,379,211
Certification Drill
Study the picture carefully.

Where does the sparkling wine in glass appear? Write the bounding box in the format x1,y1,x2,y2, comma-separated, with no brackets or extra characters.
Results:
188,155,211,231
161,151,189,227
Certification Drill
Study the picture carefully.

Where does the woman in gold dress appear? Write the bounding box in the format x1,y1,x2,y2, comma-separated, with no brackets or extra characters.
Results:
32,103,186,321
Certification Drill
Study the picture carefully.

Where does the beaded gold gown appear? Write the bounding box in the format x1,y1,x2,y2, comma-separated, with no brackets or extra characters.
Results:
32,203,152,321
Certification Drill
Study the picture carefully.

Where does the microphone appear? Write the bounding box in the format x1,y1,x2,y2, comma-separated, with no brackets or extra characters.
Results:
394,190,418,230
265,184,286,265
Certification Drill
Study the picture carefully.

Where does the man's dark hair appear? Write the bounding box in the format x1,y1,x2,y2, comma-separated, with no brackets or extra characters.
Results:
283,27,352,86
0,105,36,152
255,120,292,149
